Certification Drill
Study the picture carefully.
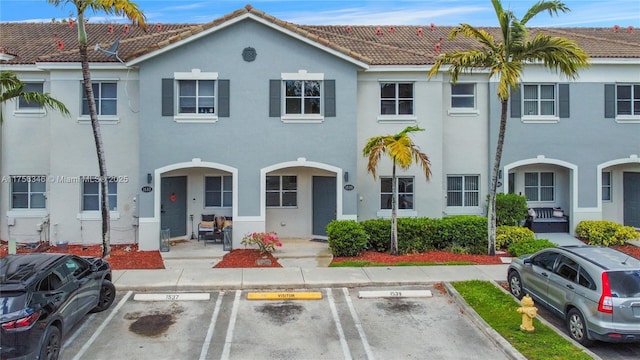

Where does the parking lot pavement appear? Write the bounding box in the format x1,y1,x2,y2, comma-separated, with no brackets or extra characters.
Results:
60,286,509,360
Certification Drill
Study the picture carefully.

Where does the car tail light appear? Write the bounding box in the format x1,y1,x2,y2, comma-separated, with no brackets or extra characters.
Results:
598,272,613,314
1,311,40,330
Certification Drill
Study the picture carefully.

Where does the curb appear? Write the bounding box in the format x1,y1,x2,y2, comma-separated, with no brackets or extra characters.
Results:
444,282,527,360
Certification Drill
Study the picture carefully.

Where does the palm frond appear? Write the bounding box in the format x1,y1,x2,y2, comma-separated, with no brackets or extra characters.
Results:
520,35,590,78
521,0,570,25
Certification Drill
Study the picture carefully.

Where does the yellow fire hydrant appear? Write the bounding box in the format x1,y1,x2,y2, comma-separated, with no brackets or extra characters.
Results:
517,294,538,332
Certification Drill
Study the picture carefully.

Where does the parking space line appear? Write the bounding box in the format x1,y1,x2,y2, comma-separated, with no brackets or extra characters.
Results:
72,290,132,360
342,288,375,360
220,290,241,360
326,288,352,360
199,291,225,360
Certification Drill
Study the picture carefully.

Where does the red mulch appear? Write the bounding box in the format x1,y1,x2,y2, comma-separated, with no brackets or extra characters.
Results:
0,243,165,270
331,250,505,265
614,245,640,260
214,249,283,268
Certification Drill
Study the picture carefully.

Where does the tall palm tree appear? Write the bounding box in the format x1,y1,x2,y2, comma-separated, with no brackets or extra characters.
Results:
363,125,432,255
1,71,70,122
47,0,146,257
428,0,589,255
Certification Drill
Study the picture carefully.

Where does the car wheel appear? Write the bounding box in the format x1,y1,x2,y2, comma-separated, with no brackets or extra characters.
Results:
91,280,116,313
39,326,61,360
508,271,524,299
567,308,593,347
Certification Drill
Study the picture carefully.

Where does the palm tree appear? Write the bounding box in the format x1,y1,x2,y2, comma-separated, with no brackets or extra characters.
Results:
1,71,70,122
47,0,146,257
428,0,589,255
363,125,432,255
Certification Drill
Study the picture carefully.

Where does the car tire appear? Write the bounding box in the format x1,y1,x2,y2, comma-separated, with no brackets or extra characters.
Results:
567,308,593,347
39,325,61,360
91,280,116,313
508,271,524,299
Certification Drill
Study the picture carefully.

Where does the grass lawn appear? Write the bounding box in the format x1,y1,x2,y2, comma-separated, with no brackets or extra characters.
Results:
452,280,593,360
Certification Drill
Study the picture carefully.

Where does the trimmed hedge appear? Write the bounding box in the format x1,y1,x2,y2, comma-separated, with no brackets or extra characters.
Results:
496,226,535,249
508,238,556,257
326,220,369,257
574,220,639,246
495,193,528,226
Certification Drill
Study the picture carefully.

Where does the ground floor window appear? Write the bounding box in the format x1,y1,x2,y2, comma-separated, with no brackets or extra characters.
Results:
266,175,297,207
524,172,554,202
82,177,117,211
447,175,479,206
602,171,612,201
11,175,46,209
205,176,232,207
380,177,414,210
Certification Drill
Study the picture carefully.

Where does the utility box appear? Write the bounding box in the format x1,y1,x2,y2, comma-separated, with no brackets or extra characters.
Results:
159,228,171,252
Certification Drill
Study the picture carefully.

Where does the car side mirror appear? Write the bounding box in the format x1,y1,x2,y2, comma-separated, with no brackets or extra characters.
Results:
523,258,532,266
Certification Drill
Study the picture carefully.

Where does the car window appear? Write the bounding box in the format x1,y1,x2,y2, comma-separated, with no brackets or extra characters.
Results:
555,255,578,282
577,267,596,290
37,272,64,292
531,251,559,271
608,270,640,298
64,257,88,277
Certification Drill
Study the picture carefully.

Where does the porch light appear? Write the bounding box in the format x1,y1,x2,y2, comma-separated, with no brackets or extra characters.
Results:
147,173,152,184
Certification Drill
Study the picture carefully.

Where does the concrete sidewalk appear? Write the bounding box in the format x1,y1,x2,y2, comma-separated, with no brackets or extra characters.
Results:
111,264,510,291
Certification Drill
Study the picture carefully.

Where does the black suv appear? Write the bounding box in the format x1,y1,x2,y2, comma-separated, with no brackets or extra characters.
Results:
1,253,115,360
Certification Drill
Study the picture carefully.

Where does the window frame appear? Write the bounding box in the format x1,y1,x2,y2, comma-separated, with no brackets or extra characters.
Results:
521,83,558,121
446,175,480,207
11,175,47,210
378,81,416,122
602,171,612,202
173,70,219,123
266,175,298,208
449,83,478,115
204,175,232,208
80,176,118,213
524,171,555,202
615,84,640,119
14,81,47,117
379,176,414,210
280,71,324,123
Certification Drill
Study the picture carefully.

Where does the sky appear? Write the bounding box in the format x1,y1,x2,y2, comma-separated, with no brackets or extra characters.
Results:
0,0,639,28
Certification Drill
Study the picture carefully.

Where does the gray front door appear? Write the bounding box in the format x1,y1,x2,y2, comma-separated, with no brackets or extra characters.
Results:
312,176,336,236
623,172,640,227
161,176,187,237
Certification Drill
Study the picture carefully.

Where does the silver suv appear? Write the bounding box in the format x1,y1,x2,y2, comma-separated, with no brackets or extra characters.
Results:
507,245,640,346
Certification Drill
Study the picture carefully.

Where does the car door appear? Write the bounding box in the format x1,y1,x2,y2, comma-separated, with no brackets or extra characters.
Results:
33,263,79,329
546,255,578,315
522,250,560,305
63,256,101,320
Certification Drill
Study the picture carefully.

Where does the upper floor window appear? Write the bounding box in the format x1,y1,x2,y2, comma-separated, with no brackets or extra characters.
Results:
524,172,554,202
285,80,321,115
447,175,479,207
82,177,117,211
82,82,117,116
11,176,46,209
380,177,414,210
616,84,640,116
380,82,414,115
602,171,611,201
451,83,475,109
205,176,232,207
523,84,555,116
178,80,215,115
18,82,44,110
266,175,297,207
269,71,334,122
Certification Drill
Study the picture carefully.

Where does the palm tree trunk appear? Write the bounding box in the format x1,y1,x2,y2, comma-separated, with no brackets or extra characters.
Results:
488,99,509,256
391,162,398,255
78,16,111,258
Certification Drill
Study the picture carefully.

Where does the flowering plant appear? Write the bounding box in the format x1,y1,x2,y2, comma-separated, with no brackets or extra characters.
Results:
241,232,282,254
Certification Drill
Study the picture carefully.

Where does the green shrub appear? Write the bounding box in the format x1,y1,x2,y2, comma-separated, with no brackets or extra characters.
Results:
496,226,534,249
575,220,639,246
434,216,487,254
326,220,369,257
494,193,528,226
508,238,556,257
397,217,434,254
360,218,390,252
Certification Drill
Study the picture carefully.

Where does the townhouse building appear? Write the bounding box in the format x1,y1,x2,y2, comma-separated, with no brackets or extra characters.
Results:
1,6,638,251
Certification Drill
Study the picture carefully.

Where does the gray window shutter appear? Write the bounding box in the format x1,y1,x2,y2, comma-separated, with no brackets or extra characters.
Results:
324,80,336,117
161,78,174,116
604,84,615,118
558,84,570,118
510,86,521,118
269,80,281,117
218,80,230,117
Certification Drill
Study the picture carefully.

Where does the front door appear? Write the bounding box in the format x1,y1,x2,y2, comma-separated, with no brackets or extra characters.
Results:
623,172,640,227
312,176,336,236
161,176,187,237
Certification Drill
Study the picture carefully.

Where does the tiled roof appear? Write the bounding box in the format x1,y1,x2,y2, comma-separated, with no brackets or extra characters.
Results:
1,5,639,66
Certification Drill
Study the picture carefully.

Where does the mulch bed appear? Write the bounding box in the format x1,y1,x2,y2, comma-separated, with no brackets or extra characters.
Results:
613,244,640,260
214,249,283,268
331,250,505,265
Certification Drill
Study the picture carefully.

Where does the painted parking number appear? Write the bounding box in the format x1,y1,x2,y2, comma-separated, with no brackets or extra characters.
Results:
166,294,180,300
389,291,402,297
